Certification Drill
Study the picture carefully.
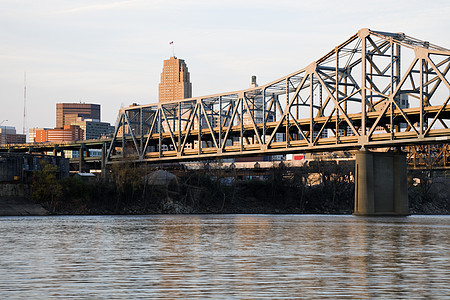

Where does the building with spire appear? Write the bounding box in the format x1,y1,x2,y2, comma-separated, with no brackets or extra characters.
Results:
158,56,192,103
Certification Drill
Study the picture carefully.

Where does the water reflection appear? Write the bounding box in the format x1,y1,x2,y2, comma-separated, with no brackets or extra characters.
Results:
0,215,449,299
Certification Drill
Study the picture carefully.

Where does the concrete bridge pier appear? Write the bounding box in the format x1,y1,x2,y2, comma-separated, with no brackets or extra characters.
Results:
354,150,409,216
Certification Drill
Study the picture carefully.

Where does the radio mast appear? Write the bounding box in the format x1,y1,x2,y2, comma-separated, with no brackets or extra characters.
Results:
23,72,27,135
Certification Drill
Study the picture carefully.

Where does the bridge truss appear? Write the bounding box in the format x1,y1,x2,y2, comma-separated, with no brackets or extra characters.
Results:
107,28,450,163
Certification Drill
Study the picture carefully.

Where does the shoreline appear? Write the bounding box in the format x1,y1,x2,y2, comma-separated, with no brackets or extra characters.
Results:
2,165,449,216
1,195,448,217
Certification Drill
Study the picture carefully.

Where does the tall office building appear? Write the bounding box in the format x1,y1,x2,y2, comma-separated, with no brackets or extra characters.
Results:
158,56,192,103
56,103,100,128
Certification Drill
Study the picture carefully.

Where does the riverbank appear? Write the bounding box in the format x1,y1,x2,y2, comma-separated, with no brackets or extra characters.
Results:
1,162,449,216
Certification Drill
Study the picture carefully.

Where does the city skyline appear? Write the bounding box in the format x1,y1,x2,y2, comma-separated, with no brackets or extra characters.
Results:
1,0,449,133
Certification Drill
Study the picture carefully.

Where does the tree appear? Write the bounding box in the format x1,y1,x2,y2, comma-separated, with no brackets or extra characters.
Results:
31,160,63,213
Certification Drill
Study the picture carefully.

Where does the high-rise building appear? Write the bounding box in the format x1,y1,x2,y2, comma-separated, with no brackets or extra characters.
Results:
158,56,192,103
56,103,100,128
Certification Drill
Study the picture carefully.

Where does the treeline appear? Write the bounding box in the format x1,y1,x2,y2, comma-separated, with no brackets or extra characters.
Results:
30,161,449,215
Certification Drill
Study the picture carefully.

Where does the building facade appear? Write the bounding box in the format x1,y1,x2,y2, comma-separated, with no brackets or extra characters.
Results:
56,103,101,128
158,56,192,103
29,128,51,143
0,127,26,145
71,118,114,140
34,125,84,143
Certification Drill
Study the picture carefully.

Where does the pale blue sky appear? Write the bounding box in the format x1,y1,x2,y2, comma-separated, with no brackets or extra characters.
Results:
0,0,449,132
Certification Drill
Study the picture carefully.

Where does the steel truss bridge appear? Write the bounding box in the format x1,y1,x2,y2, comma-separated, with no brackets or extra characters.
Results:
1,29,449,171
106,28,450,164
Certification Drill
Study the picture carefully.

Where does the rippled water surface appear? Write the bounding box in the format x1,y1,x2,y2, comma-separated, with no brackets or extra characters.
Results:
0,215,449,299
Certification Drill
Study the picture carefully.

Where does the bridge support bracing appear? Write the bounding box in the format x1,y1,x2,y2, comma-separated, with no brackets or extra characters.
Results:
354,150,409,216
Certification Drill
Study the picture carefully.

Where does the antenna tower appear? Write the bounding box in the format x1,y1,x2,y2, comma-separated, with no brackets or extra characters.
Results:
23,72,27,135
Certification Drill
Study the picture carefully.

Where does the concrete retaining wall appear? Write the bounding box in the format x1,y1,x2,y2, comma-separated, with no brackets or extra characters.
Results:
0,183,48,216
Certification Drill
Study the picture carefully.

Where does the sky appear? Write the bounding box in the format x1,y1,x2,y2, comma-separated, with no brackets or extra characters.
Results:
0,0,449,133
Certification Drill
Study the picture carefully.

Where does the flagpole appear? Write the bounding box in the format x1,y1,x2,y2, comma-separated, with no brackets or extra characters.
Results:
170,41,174,57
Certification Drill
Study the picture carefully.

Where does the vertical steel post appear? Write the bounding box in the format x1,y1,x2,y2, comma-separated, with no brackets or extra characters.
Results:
361,33,367,140
262,88,266,145
390,39,395,139
140,107,143,159
420,58,424,135
219,96,222,150
121,114,125,158
286,78,289,147
336,47,340,141
158,108,162,158
240,98,243,152
197,102,201,155
310,73,313,145
178,102,181,154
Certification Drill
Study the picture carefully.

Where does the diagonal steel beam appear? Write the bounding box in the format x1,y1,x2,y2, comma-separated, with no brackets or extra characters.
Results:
123,112,141,157
220,99,241,151
160,107,179,152
200,101,219,150
315,73,360,136
266,74,310,147
242,97,263,145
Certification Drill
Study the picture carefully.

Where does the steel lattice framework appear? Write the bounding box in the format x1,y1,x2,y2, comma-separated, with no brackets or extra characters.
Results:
106,28,450,163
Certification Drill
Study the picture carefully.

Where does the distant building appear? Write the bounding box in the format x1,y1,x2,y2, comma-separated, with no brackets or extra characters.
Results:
0,127,26,145
243,76,273,126
56,103,100,128
54,102,113,140
158,56,192,103
0,153,69,182
398,94,410,109
34,125,83,143
29,127,51,143
71,117,114,140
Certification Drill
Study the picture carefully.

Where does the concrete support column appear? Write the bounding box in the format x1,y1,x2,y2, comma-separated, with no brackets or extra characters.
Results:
101,142,106,178
354,150,409,216
79,145,85,173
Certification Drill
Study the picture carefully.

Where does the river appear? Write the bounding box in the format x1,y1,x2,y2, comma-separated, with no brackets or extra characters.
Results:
0,215,449,299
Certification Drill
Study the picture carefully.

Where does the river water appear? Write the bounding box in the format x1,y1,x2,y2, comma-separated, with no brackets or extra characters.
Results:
0,215,449,299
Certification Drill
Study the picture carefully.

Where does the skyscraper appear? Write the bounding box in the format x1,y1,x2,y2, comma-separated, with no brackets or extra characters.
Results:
56,103,100,128
158,56,192,103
